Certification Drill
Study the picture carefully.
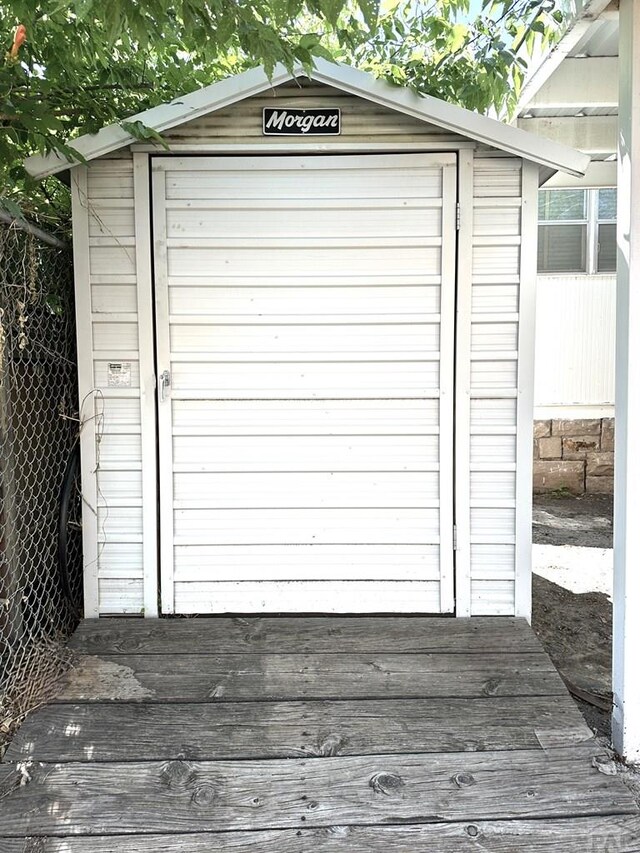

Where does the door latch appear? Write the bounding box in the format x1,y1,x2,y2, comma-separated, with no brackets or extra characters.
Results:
159,369,171,402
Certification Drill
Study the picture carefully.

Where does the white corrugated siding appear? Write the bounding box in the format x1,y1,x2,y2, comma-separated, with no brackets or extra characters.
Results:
534,274,615,411
163,80,457,146
85,157,144,614
470,156,522,615
153,153,456,613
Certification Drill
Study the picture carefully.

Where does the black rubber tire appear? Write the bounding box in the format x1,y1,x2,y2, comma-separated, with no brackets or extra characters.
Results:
57,441,81,612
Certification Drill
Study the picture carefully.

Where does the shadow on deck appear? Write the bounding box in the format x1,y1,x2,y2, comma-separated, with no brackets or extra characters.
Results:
1,616,638,851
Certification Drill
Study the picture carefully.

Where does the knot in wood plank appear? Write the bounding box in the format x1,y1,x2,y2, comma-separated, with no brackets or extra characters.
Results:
452,772,476,788
369,772,405,796
84,631,114,650
159,760,198,791
115,636,142,652
240,622,267,646
191,784,217,807
316,732,347,757
176,744,198,761
481,678,501,696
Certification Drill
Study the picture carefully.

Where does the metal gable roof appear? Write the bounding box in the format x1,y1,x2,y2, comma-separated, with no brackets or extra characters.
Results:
24,59,590,179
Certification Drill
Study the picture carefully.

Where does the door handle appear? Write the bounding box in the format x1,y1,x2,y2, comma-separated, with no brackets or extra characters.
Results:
159,369,171,402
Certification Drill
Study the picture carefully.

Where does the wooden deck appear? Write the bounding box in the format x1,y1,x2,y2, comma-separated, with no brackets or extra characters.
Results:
1,616,639,851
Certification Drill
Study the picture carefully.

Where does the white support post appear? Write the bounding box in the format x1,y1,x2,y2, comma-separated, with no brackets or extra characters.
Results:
514,161,538,621
613,0,640,765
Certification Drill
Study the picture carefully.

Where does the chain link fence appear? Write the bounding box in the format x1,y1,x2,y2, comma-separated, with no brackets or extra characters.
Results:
0,221,82,754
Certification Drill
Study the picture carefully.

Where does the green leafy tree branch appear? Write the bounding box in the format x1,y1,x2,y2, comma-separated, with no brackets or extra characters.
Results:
0,0,565,230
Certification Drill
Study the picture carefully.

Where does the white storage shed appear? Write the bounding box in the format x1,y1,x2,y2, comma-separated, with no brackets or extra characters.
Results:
26,61,588,620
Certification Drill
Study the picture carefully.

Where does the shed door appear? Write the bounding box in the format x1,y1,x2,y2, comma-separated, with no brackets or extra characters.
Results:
152,153,457,614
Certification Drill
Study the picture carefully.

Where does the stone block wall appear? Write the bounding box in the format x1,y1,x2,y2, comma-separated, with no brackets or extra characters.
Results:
533,418,615,495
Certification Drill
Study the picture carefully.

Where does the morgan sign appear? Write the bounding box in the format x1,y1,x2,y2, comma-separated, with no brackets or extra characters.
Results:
263,107,341,136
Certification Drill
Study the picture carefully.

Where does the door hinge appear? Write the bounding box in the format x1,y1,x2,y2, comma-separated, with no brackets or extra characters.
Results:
453,524,458,551
455,202,461,231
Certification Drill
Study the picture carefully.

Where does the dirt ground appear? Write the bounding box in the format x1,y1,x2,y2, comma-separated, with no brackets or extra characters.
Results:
533,494,613,549
532,494,613,737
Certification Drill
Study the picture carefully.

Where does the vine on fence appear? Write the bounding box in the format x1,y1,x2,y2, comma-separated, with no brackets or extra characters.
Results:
0,221,82,753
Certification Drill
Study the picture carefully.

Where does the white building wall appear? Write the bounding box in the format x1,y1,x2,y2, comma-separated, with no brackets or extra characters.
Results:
534,274,616,418
73,156,145,616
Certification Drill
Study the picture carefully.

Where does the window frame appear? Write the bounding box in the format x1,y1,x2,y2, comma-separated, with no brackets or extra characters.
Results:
595,190,617,273
538,187,617,276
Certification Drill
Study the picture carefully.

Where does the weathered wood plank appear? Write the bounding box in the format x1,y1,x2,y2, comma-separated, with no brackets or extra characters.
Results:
52,652,565,702
4,695,592,763
69,616,544,655
3,816,640,853
0,747,636,837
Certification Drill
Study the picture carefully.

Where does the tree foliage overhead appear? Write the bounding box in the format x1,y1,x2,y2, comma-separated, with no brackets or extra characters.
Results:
1,0,564,229
352,0,564,115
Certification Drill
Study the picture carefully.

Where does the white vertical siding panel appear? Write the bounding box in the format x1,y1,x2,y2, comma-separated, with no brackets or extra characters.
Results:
88,202,135,237
86,155,145,615
98,543,143,577
72,166,99,617
473,158,522,197
97,433,142,466
89,245,136,276
473,206,521,236
97,398,141,431
98,580,144,614
470,398,517,428
438,163,457,613
87,161,134,197
153,166,176,615
98,507,143,539
91,320,139,351
469,155,524,616
133,152,159,617
534,274,616,411
91,284,138,313
454,150,474,616
470,580,516,616
98,470,142,503
470,544,516,578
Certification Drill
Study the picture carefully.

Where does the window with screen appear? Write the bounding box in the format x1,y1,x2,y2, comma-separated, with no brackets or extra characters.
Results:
597,188,617,272
537,187,617,275
538,190,587,273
